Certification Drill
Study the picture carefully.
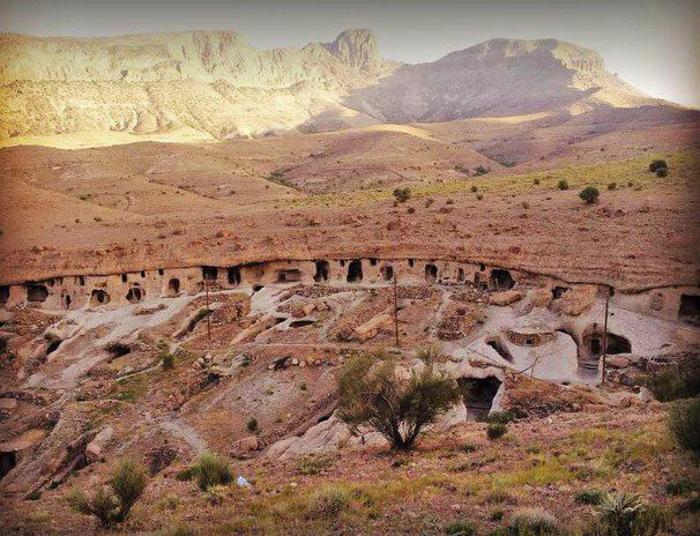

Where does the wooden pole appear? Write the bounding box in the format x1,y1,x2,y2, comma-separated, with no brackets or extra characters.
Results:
393,272,400,348
601,291,610,384
204,278,212,346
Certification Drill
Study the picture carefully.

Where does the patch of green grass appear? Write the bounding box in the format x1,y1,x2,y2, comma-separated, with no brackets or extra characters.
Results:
110,374,148,403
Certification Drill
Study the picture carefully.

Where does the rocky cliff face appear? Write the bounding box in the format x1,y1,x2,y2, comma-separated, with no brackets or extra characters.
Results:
0,30,673,142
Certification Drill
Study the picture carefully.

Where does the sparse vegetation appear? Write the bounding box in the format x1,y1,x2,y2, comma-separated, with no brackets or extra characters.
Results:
575,488,606,505
444,520,476,535
393,187,412,203
608,182,617,190
247,417,259,433
644,356,700,401
590,492,669,536
189,451,232,491
649,160,667,173
336,352,461,451
474,165,490,176
557,179,569,190
668,397,700,453
579,186,600,204
68,459,147,528
487,422,508,440
508,507,559,535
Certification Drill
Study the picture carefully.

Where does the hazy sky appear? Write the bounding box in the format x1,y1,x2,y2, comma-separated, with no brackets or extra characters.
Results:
1,0,698,106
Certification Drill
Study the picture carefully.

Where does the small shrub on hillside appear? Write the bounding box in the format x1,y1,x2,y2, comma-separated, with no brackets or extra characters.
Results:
655,168,668,177
247,417,259,433
557,179,569,190
68,459,147,528
487,422,507,440
161,351,175,370
336,351,461,451
476,193,484,201
648,160,667,173
579,186,600,204
474,165,490,176
470,185,478,193
190,452,232,491
575,488,606,505
455,164,470,174
156,523,197,536
296,454,334,476
590,492,670,536
444,520,476,535
393,187,412,203
665,477,697,496
533,178,541,185
485,411,517,425
508,507,559,535
461,443,477,453
607,182,617,190
668,398,700,453
309,484,352,517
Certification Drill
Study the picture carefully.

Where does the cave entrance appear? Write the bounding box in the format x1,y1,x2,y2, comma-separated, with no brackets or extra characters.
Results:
457,268,465,282
46,339,61,356
276,269,302,283
90,289,111,306
227,267,241,285
167,278,180,297
585,331,631,358
289,319,315,328
347,260,363,283
678,294,700,325
201,266,218,281
0,451,16,480
313,261,330,282
0,286,9,305
553,286,571,299
491,269,514,290
425,263,438,283
63,295,72,309
27,285,48,303
126,286,144,304
457,376,502,420
381,264,394,281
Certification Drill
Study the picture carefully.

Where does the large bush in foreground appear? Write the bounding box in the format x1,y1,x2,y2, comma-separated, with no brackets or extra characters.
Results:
669,397,700,453
68,459,147,528
336,352,460,451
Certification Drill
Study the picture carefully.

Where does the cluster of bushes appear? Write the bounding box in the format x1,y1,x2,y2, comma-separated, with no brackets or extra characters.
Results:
649,160,668,177
392,187,412,203
176,451,232,491
483,411,516,440
444,492,670,536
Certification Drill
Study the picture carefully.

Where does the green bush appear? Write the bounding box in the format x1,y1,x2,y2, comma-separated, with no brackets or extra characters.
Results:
590,493,670,536
162,352,175,370
668,398,700,453
487,422,507,440
475,165,490,176
295,454,334,476
393,187,412,203
190,451,232,491
247,417,259,433
579,186,600,204
68,459,147,527
309,484,352,517
444,520,476,535
648,160,667,173
508,507,559,535
645,355,700,401
337,352,461,451
655,168,668,178
557,179,569,190
575,488,606,505
665,477,697,496
485,411,517,425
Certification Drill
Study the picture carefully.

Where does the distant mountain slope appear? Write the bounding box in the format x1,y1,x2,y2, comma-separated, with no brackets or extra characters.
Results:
0,30,690,143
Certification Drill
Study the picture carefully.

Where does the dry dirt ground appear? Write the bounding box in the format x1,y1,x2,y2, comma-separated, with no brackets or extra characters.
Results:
0,116,699,535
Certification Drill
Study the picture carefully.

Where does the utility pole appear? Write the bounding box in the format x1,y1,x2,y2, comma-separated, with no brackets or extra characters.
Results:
204,278,212,347
393,273,400,348
601,289,610,384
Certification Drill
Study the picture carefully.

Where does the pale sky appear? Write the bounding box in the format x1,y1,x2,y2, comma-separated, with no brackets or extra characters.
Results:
1,0,698,106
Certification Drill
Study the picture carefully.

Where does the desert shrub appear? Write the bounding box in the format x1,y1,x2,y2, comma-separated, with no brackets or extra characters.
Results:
475,165,490,176
645,355,700,401
607,183,617,190
470,185,478,193
161,352,175,370
485,411,517,425
668,398,700,452
487,422,507,440
68,459,147,527
476,193,484,201
296,454,334,476
491,509,505,521
247,417,259,433
444,520,476,535
157,523,197,536
455,164,470,174
533,178,541,185
309,484,352,517
393,187,412,203
665,477,697,496
461,443,477,453
579,186,600,204
508,507,559,535
648,160,667,173
655,168,668,177
590,493,669,536
190,451,232,491
575,488,606,505
336,352,461,451
557,179,569,190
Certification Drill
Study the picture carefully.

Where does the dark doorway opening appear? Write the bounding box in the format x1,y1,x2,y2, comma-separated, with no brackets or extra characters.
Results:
486,337,513,361
90,289,110,306
314,261,330,282
228,267,241,285
27,285,49,303
347,260,363,283
167,278,180,297
202,266,218,281
121,274,128,283
585,332,631,357
491,269,514,290
425,264,438,283
0,286,9,304
457,377,502,420
1,451,16,480
381,265,394,281
289,319,315,328
457,268,465,282
46,339,61,355
553,286,570,299
678,294,700,325
126,286,144,303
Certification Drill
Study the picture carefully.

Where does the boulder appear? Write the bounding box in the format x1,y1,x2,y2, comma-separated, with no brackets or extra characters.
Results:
84,425,114,464
231,436,260,458
606,356,631,369
490,290,524,306
530,288,552,308
638,386,655,404
354,312,393,342
558,285,597,316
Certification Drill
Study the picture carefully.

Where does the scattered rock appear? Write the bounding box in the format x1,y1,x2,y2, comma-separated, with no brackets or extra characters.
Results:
490,290,524,306
84,425,114,464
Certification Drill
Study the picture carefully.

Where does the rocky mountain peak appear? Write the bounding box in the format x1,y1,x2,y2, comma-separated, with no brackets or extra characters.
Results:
324,29,379,72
